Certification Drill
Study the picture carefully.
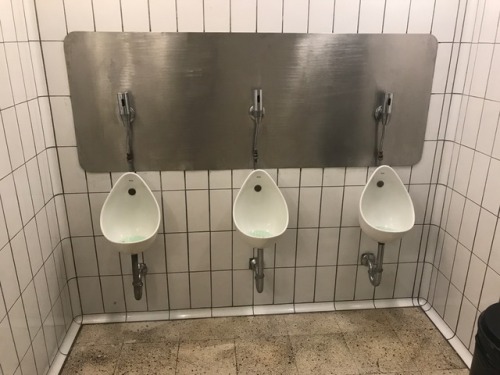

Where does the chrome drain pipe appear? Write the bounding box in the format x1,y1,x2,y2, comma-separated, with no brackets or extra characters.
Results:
361,242,385,287
249,248,264,293
131,254,147,300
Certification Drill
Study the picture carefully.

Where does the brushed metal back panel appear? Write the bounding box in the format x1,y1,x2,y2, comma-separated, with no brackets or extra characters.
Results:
64,32,437,172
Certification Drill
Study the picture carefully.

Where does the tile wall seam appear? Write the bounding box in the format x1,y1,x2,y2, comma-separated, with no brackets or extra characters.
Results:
291,169,302,304
312,169,325,303
447,48,500,332
332,168,346,302
428,0,500,349
27,1,81,366
38,0,464,348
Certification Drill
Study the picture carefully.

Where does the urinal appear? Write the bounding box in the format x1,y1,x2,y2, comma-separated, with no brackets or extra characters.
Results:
359,165,415,244
359,165,415,287
100,172,160,255
233,169,289,249
233,169,288,293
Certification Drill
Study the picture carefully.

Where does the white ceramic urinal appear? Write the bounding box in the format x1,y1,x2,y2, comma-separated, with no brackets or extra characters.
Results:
100,172,160,254
233,170,289,249
359,165,415,244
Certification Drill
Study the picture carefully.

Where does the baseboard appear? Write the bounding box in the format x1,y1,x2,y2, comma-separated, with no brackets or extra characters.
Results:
48,298,470,374
47,321,81,375
420,300,473,368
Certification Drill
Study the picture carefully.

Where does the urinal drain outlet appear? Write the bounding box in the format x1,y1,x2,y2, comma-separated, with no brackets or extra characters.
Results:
254,185,262,192
377,181,384,187
128,188,136,195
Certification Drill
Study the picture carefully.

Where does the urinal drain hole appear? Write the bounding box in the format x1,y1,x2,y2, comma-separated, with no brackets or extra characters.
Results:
254,185,262,192
128,188,136,196
377,181,384,187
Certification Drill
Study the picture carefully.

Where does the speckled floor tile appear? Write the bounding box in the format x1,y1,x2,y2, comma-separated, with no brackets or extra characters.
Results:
235,336,298,374
65,308,469,374
120,321,181,343
233,315,289,339
335,309,392,332
61,344,122,374
290,333,359,374
115,342,178,374
284,312,342,336
396,328,466,372
343,330,418,374
75,324,124,346
177,339,236,374
421,370,469,374
168,317,239,341
384,308,434,332
76,321,182,345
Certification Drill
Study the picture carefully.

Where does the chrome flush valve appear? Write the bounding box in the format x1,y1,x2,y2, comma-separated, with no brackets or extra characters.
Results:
374,92,393,126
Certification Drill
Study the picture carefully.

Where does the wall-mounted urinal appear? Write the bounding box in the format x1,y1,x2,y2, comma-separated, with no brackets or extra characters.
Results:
100,172,160,299
233,169,288,292
359,165,415,286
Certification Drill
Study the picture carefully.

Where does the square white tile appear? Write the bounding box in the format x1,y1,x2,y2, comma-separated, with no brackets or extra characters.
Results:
64,0,94,32
211,231,232,270
149,0,177,32
42,42,70,96
408,0,434,34
190,271,212,308
283,0,308,33
257,0,282,32
358,0,385,33
308,0,334,33
204,0,230,32
383,0,410,33
177,0,204,32
211,270,232,307
231,0,257,32
166,233,189,273
121,0,150,31
333,0,359,33
93,0,122,31
35,0,67,40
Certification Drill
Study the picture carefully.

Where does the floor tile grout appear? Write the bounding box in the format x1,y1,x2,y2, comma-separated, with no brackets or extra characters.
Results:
63,307,468,375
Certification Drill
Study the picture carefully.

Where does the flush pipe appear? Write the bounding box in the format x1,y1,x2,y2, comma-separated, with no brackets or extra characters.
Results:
117,92,148,300
131,254,148,300
249,89,264,169
249,248,264,293
361,243,385,287
374,92,394,166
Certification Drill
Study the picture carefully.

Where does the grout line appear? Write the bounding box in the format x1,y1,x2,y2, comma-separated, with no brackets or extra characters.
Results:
332,168,346,303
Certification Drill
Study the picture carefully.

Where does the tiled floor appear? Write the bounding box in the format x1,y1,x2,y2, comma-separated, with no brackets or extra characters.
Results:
62,307,468,374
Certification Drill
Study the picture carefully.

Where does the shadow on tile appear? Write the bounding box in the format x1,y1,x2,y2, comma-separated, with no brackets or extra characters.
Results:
235,336,298,375
343,329,418,374
177,339,236,374
335,309,392,332
284,312,342,336
61,344,122,374
115,342,178,374
396,328,467,372
290,333,358,374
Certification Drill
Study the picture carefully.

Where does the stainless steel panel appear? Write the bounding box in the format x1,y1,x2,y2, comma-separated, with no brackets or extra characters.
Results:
64,32,437,172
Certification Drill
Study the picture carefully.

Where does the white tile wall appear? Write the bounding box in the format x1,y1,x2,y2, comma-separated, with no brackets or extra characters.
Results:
0,1,74,374
423,0,500,357
1,0,491,371
31,0,466,318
